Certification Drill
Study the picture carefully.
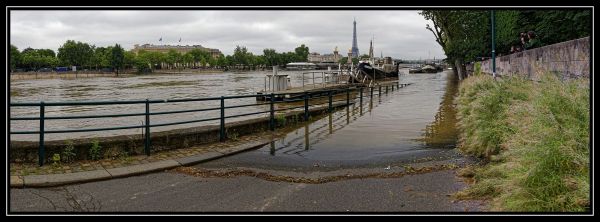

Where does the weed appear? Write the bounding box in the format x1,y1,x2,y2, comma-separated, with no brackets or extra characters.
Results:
51,153,61,167
275,114,287,127
61,140,76,163
89,139,102,161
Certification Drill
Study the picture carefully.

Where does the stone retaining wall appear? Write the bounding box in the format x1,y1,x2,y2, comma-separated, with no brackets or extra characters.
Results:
474,37,590,80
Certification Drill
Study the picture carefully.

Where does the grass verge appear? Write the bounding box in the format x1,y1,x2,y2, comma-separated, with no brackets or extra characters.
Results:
454,74,590,212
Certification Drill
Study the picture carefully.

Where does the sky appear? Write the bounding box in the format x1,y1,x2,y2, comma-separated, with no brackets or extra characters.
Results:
10,10,446,60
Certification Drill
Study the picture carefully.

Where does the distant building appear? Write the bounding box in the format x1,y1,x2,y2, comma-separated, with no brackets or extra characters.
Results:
307,47,342,63
131,44,222,58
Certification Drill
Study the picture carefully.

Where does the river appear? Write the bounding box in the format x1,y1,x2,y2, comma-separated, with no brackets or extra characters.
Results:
9,69,457,152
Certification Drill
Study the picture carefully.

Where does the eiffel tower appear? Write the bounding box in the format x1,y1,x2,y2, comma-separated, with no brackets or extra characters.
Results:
351,18,359,58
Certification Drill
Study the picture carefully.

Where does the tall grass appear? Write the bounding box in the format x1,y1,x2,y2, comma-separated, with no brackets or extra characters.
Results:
455,74,590,212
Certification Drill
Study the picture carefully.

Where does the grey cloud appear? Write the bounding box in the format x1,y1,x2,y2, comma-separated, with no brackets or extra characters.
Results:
10,10,445,60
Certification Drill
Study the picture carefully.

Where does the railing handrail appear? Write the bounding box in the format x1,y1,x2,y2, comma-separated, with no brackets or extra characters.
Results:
10,80,403,166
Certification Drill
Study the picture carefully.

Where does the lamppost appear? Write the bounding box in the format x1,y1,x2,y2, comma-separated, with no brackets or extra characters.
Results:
491,10,496,79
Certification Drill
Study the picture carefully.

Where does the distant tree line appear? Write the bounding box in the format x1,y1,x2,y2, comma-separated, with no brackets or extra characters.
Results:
420,9,590,80
10,40,312,74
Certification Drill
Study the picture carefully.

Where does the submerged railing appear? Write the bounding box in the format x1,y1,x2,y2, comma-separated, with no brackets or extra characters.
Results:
10,81,402,166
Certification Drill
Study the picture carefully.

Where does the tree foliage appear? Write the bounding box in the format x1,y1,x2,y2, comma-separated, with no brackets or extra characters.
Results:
420,9,590,79
111,44,125,74
57,40,93,67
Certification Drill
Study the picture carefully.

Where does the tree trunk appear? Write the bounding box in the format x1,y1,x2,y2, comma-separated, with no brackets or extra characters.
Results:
454,59,464,81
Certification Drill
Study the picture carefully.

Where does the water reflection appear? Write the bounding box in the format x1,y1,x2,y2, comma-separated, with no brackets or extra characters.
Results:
415,72,459,149
251,71,456,162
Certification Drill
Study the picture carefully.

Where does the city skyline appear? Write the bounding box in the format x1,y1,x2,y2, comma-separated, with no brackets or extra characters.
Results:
10,10,446,60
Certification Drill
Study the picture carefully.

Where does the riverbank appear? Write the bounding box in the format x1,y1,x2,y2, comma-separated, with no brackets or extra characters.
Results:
453,74,590,212
9,69,226,81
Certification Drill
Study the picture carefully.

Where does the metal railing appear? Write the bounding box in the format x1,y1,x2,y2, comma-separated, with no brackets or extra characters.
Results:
10,81,403,166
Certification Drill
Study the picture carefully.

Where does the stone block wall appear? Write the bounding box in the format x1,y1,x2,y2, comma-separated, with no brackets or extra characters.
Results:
478,37,590,80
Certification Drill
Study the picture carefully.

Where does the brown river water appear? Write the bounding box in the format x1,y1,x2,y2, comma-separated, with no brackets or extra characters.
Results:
9,68,459,163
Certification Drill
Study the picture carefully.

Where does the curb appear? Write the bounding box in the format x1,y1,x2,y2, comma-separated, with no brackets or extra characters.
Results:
11,139,271,188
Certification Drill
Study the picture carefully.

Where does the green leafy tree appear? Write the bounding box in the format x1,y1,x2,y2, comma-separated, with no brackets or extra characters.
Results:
294,44,310,62
183,53,194,68
166,49,181,69
233,45,249,68
123,51,136,69
263,48,278,66
57,40,93,69
10,45,21,71
111,44,125,75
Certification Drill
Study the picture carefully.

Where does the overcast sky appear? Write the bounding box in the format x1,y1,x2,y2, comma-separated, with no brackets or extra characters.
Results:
10,10,446,60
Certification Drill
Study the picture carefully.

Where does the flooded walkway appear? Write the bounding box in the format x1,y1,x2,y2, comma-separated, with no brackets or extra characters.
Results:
199,71,460,170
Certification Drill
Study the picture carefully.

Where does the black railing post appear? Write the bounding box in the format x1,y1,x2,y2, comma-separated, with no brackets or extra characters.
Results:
328,91,333,113
220,96,225,141
370,86,374,98
145,99,151,156
360,87,363,105
270,93,275,131
346,87,350,106
38,101,45,166
386,85,389,95
392,84,394,91
304,92,309,121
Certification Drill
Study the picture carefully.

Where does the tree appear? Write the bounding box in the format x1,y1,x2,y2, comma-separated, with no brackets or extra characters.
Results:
263,48,278,66
110,44,125,75
134,52,151,74
123,51,136,70
19,48,59,71
338,57,348,65
225,55,234,67
57,40,93,69
10,45,21,71
294,44,310,62
183,53,194,68
207,56,216,68
166,49,181,69
421,10,490,80
233,45,249,68
37,49,56,58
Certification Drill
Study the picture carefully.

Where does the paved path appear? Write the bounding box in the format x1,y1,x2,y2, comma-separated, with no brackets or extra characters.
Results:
10,167,483,212
10,150,485,212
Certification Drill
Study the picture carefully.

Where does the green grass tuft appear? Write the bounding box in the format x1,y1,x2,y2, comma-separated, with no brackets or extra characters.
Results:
455,74,590,212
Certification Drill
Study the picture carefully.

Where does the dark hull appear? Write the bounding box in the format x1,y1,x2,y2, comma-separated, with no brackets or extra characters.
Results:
357,62,399,79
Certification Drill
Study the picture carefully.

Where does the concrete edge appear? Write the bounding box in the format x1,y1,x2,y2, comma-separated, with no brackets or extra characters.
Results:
12,139,273,188
216,139,272,157
10,176,24,188
22,169,112,188
105,160,181,179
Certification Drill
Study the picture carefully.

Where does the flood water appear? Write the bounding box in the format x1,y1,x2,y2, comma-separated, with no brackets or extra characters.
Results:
10,70,361,141
9,67,458,169
201,70,459,169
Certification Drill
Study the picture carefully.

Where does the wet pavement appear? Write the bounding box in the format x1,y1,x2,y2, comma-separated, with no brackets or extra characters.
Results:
10,167,484,212
197,71,459,170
